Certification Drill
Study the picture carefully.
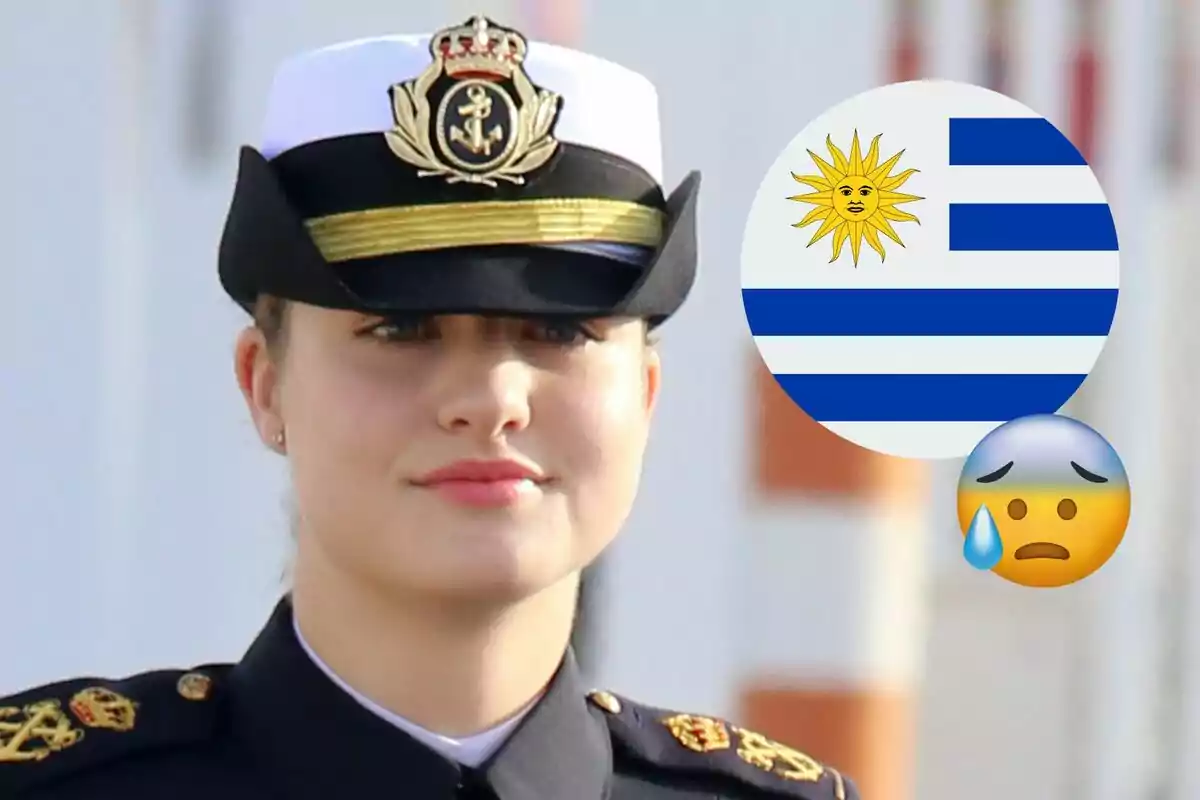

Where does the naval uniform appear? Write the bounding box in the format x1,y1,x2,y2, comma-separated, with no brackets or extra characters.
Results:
0,598,857,799
1,14,860,800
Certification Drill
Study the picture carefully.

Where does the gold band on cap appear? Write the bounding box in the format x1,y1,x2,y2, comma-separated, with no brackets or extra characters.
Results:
304,198,665,263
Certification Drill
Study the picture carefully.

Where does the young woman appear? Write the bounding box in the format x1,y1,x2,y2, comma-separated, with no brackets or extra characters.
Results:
1,16,857,800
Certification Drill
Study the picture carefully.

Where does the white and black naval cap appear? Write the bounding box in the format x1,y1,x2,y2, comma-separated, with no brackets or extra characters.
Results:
218,15,700,324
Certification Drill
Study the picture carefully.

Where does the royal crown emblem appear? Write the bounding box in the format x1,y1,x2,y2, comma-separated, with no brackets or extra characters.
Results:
662,713,732,753
386,16,562,187
67,687,137,732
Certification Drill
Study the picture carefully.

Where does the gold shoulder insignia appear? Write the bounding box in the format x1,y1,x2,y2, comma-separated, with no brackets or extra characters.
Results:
385,15,562,187
0,700,84,763
662,717,826,784
0,667,226,794
68,687,138,732
593,691,858,799
730,725,826,784
662,713,732,753
0,686,136,765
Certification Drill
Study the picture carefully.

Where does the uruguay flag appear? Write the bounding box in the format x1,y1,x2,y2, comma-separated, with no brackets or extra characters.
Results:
740,80,1118,460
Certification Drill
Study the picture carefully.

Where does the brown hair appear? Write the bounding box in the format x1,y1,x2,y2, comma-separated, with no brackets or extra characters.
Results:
253,295,290,356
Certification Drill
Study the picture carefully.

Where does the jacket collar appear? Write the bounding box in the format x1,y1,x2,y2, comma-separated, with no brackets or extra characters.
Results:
229,597,611,799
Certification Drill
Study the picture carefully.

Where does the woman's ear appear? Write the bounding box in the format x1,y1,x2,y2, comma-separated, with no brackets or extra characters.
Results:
643,345,661,417
235,326,285,450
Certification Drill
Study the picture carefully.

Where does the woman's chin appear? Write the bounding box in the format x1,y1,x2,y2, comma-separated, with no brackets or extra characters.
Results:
382,536,577,605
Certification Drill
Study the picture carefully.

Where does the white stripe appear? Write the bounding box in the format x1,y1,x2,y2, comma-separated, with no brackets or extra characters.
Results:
756,336,1107,375
946,165,1105,204
741,251,1119,290
742,502,928,686
821,421,1006,461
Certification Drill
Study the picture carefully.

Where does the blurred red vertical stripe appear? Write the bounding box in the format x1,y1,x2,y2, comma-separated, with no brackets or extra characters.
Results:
982,0,1011,93
520,0,583,45
892,0,923,80
1069,0,1101,165
1070,49,1098,163
1163,0,1191,170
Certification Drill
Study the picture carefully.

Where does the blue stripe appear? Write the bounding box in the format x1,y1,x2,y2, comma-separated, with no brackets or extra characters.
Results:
774,374,1086,422
949,118,1087,165
742,289,1117,336
949,204,1118,251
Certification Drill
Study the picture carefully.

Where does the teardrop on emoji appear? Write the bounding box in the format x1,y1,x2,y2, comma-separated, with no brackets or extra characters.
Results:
963,504,1003,570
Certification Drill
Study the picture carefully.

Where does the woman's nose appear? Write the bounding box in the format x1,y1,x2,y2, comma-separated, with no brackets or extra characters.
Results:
434,356,534,438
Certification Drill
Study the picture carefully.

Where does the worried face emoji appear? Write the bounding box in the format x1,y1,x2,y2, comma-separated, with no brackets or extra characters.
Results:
956,414,1131,588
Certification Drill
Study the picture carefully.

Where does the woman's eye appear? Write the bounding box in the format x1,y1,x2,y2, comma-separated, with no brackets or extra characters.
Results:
364,318,430,342
356,317,600,344
524,320,597,345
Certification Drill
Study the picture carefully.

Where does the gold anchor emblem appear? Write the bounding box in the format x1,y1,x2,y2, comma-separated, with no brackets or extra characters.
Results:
0,700,84,763
386,15,561,187
447,84,505,157
731,726,824,782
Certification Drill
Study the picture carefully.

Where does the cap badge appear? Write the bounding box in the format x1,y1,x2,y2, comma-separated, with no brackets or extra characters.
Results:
386,15,562,188
0,700,84,763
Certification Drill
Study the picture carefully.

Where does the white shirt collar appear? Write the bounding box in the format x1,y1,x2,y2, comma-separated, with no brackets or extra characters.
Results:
292,615,532,767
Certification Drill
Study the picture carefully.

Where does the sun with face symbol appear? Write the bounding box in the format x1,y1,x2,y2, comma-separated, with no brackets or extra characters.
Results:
788,131,923,266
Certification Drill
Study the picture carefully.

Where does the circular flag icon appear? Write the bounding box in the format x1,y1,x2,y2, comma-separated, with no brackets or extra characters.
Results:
740,80,1119,460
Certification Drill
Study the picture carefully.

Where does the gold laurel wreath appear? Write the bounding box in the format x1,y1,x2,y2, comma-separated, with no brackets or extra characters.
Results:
386,58,560,186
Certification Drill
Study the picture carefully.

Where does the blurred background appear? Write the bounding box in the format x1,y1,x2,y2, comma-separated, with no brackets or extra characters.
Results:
1,1,1196,798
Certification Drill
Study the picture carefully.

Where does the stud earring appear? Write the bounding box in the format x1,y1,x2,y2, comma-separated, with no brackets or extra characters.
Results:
273,430,286,449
